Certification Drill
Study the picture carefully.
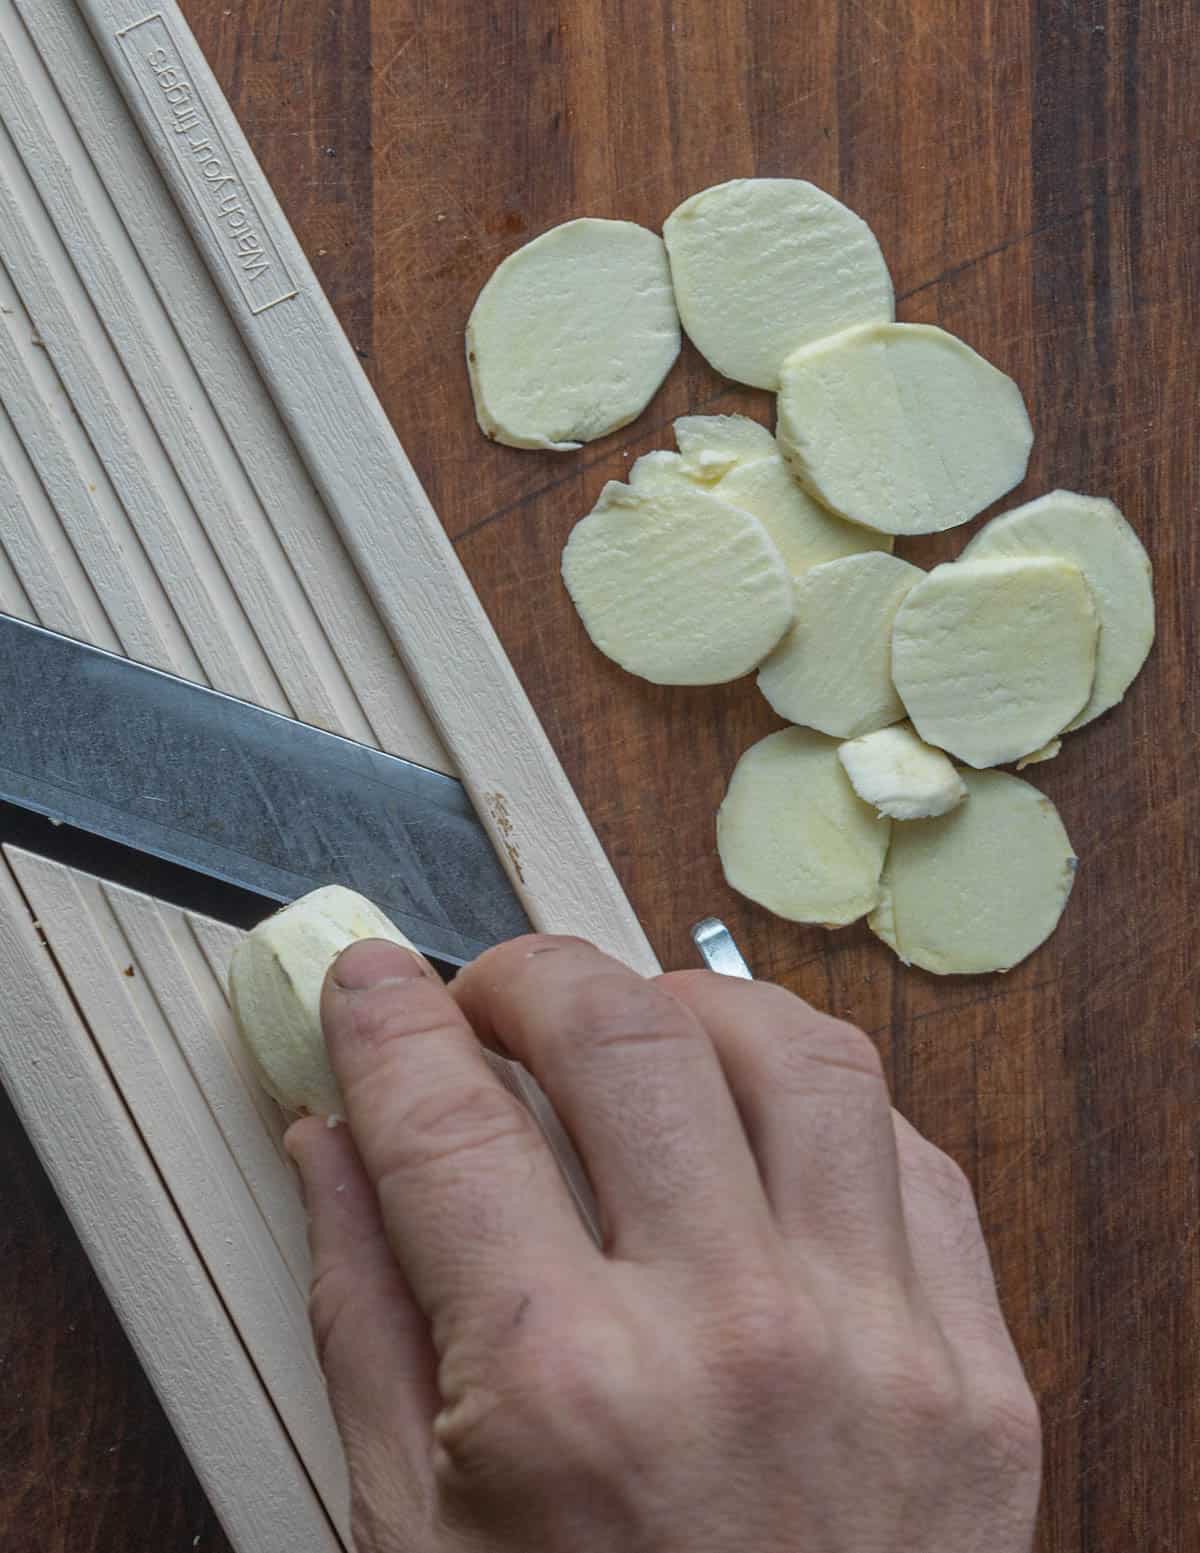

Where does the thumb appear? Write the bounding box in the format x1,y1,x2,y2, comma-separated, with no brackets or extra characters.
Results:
286,1116,438,1530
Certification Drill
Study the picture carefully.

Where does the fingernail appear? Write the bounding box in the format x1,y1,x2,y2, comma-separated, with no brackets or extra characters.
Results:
331,938,431,991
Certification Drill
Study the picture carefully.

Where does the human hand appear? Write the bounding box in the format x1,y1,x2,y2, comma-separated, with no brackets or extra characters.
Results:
286,935,1040,1552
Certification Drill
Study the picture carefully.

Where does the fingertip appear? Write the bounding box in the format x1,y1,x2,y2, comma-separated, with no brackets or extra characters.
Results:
283,1113,330,1165
284,1113,352,1212
331,938,437,992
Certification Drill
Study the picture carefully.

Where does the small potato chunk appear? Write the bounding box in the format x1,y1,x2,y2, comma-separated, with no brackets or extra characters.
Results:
562,480,794,685
891,557,1098,768
466,218,680,450
757,552,924,738
776,323,1034,534
961,489,1155,729
718,728,891,926
673,413,778,481
229,885,415,1116
663,179,893,389
628,450,698,494
714,456,892,578
869,769,1077,974
837,725,967,820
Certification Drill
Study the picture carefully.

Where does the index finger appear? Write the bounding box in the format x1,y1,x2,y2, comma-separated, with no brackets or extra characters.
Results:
322,939,597,1338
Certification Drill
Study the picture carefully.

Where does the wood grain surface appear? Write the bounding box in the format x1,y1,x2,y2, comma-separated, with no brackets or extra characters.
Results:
1,1,1196,1548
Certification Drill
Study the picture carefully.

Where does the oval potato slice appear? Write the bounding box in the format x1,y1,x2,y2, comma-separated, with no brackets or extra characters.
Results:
673,413,778,481
628,449,697,494
663,179,893,390
229,885,415,1116
837,724,967,820
891,556,1098,768
776,323,1034,534
714,456,892,578
869,769,1077,974
466,218,680,450
961,489,1155,729
757,551,924,738
717,728,891,926
562,480,794,685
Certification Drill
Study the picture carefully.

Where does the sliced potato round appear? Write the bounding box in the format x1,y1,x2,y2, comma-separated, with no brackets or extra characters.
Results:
466,218,680,451
776,323,1034,534
628,449,698,494
961,489,1154,729
229,885,415,1116
662,179,893,389
891,557,1098,768
869,769,1077,974
837,725,967,820
673,413,778,481
757,552,924,738
717,728,891,926
1016,738,1061,770
715,455,892,578
562,480,794,685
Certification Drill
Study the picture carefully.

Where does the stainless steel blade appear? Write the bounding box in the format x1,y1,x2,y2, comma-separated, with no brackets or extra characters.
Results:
0,614,530,964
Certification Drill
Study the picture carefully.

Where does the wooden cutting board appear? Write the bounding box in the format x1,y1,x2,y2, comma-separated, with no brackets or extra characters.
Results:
1,1,1197,1550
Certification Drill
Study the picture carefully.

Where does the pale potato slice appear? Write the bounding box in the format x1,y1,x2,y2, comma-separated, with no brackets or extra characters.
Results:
757,552,924,738
628,449,698,494
663,179,893,389
466,218,680,450
776,323,1034,534
229,885,415,1116
1016,738,1062,770
673,413,778,481
837,725,967,820
715,455,892,578
961,489,1155,728
891,557,1098,768
717,728,890,926
869,770,1077,974
562,480,794,685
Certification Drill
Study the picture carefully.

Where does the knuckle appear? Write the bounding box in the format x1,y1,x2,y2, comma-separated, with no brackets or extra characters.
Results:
772,1011,887,1090
973,1375,1043,1474
569,972,701,1055
910,1137,977,1210
435,1305,631,1485
715,1278,833,1396
378,1082,536,1178
872,1337,966,1437
307,1262,360,1372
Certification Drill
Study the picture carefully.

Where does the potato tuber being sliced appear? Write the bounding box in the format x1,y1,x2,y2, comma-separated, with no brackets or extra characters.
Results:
776,323,1034,534
837,725,967,820
562,480,794,685
663,179,894,389
891,556,1098,768
869,769,1077,974
961,489,1154,729
717,728,891,926
229,885,415,1116
757,552,924,738
466,218,680,450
